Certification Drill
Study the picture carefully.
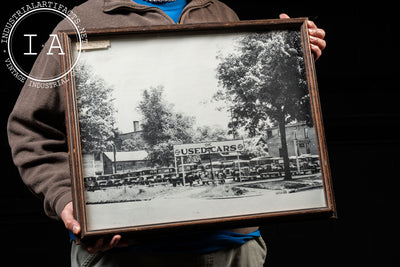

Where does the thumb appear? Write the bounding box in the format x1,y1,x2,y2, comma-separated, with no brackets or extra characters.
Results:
279,13,290,19
61,202,81,235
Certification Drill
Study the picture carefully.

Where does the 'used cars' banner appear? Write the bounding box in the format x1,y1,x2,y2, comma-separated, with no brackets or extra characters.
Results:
174,140,244,156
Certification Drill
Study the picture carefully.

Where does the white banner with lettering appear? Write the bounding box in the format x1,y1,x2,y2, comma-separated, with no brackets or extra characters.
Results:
173,140,245,156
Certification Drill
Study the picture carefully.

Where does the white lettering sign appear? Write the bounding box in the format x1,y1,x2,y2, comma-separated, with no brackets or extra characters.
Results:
174,140,244,156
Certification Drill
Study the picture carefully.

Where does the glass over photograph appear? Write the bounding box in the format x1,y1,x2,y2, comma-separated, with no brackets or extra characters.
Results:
69,26,329,232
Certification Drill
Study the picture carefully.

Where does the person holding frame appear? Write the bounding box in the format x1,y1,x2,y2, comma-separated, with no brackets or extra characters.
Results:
7,0,326,266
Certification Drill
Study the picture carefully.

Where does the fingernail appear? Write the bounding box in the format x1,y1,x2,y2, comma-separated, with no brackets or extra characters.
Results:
72,224,80,234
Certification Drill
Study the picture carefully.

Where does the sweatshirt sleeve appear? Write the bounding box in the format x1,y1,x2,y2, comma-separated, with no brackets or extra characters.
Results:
7,40,72,220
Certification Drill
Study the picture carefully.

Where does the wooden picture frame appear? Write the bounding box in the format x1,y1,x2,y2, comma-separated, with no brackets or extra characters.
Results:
60,18,336,241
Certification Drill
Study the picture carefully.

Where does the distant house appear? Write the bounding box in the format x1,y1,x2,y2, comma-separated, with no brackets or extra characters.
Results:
104,151,149,173
82,150,149,177
265,122,318,157
82,152,113,177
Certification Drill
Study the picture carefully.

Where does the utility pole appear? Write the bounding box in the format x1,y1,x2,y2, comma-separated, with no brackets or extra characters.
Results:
113,144,117,174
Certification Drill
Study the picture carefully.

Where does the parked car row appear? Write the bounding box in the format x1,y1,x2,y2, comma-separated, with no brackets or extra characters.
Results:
84,154,320,191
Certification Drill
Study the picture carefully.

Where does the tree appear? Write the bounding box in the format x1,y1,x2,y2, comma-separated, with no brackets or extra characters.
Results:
216,31,311,180
75,63,116,153
138,86,195,166
121,136,147,152
193,125,228,143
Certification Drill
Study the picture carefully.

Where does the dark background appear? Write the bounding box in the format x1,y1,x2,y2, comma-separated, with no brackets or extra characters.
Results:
1,1,397,266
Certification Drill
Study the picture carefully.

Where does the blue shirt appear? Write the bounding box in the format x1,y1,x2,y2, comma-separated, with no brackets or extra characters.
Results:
70,230,261,254
133,0,187,23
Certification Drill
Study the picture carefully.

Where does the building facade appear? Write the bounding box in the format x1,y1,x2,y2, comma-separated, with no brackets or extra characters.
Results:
82,150,149,177
265,122,318,158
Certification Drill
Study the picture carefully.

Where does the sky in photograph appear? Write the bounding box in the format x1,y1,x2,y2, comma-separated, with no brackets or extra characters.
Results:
77,32,241,134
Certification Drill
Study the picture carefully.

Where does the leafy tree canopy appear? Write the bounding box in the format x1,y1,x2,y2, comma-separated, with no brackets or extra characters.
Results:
216,30,312,137
75,63,116,153
138,86,195,166
216,30,312,179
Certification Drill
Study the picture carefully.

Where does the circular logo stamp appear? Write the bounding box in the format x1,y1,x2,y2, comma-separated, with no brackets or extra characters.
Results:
2,2,87,86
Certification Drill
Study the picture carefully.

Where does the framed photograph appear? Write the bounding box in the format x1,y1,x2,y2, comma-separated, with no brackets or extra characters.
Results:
60,18,336,241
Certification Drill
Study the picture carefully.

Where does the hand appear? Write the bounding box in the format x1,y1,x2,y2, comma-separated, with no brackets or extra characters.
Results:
61,202,126,254
279,13,326,60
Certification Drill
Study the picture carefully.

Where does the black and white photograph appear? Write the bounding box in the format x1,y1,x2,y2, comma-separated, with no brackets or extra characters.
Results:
63,21,334,236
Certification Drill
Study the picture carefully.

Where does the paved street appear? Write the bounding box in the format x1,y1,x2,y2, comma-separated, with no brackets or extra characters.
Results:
86,181,326,231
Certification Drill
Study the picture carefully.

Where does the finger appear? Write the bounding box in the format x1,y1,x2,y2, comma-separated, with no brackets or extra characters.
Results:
279,13,290,19
93,237,105,252
109,235,122,248
310,35,326,51
98,235,122,252
307,20,318,29
65,218,81,235
308,28,326,40
86,235,123,254
310,44,322,61
60,202,81,235
86,238,105,254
